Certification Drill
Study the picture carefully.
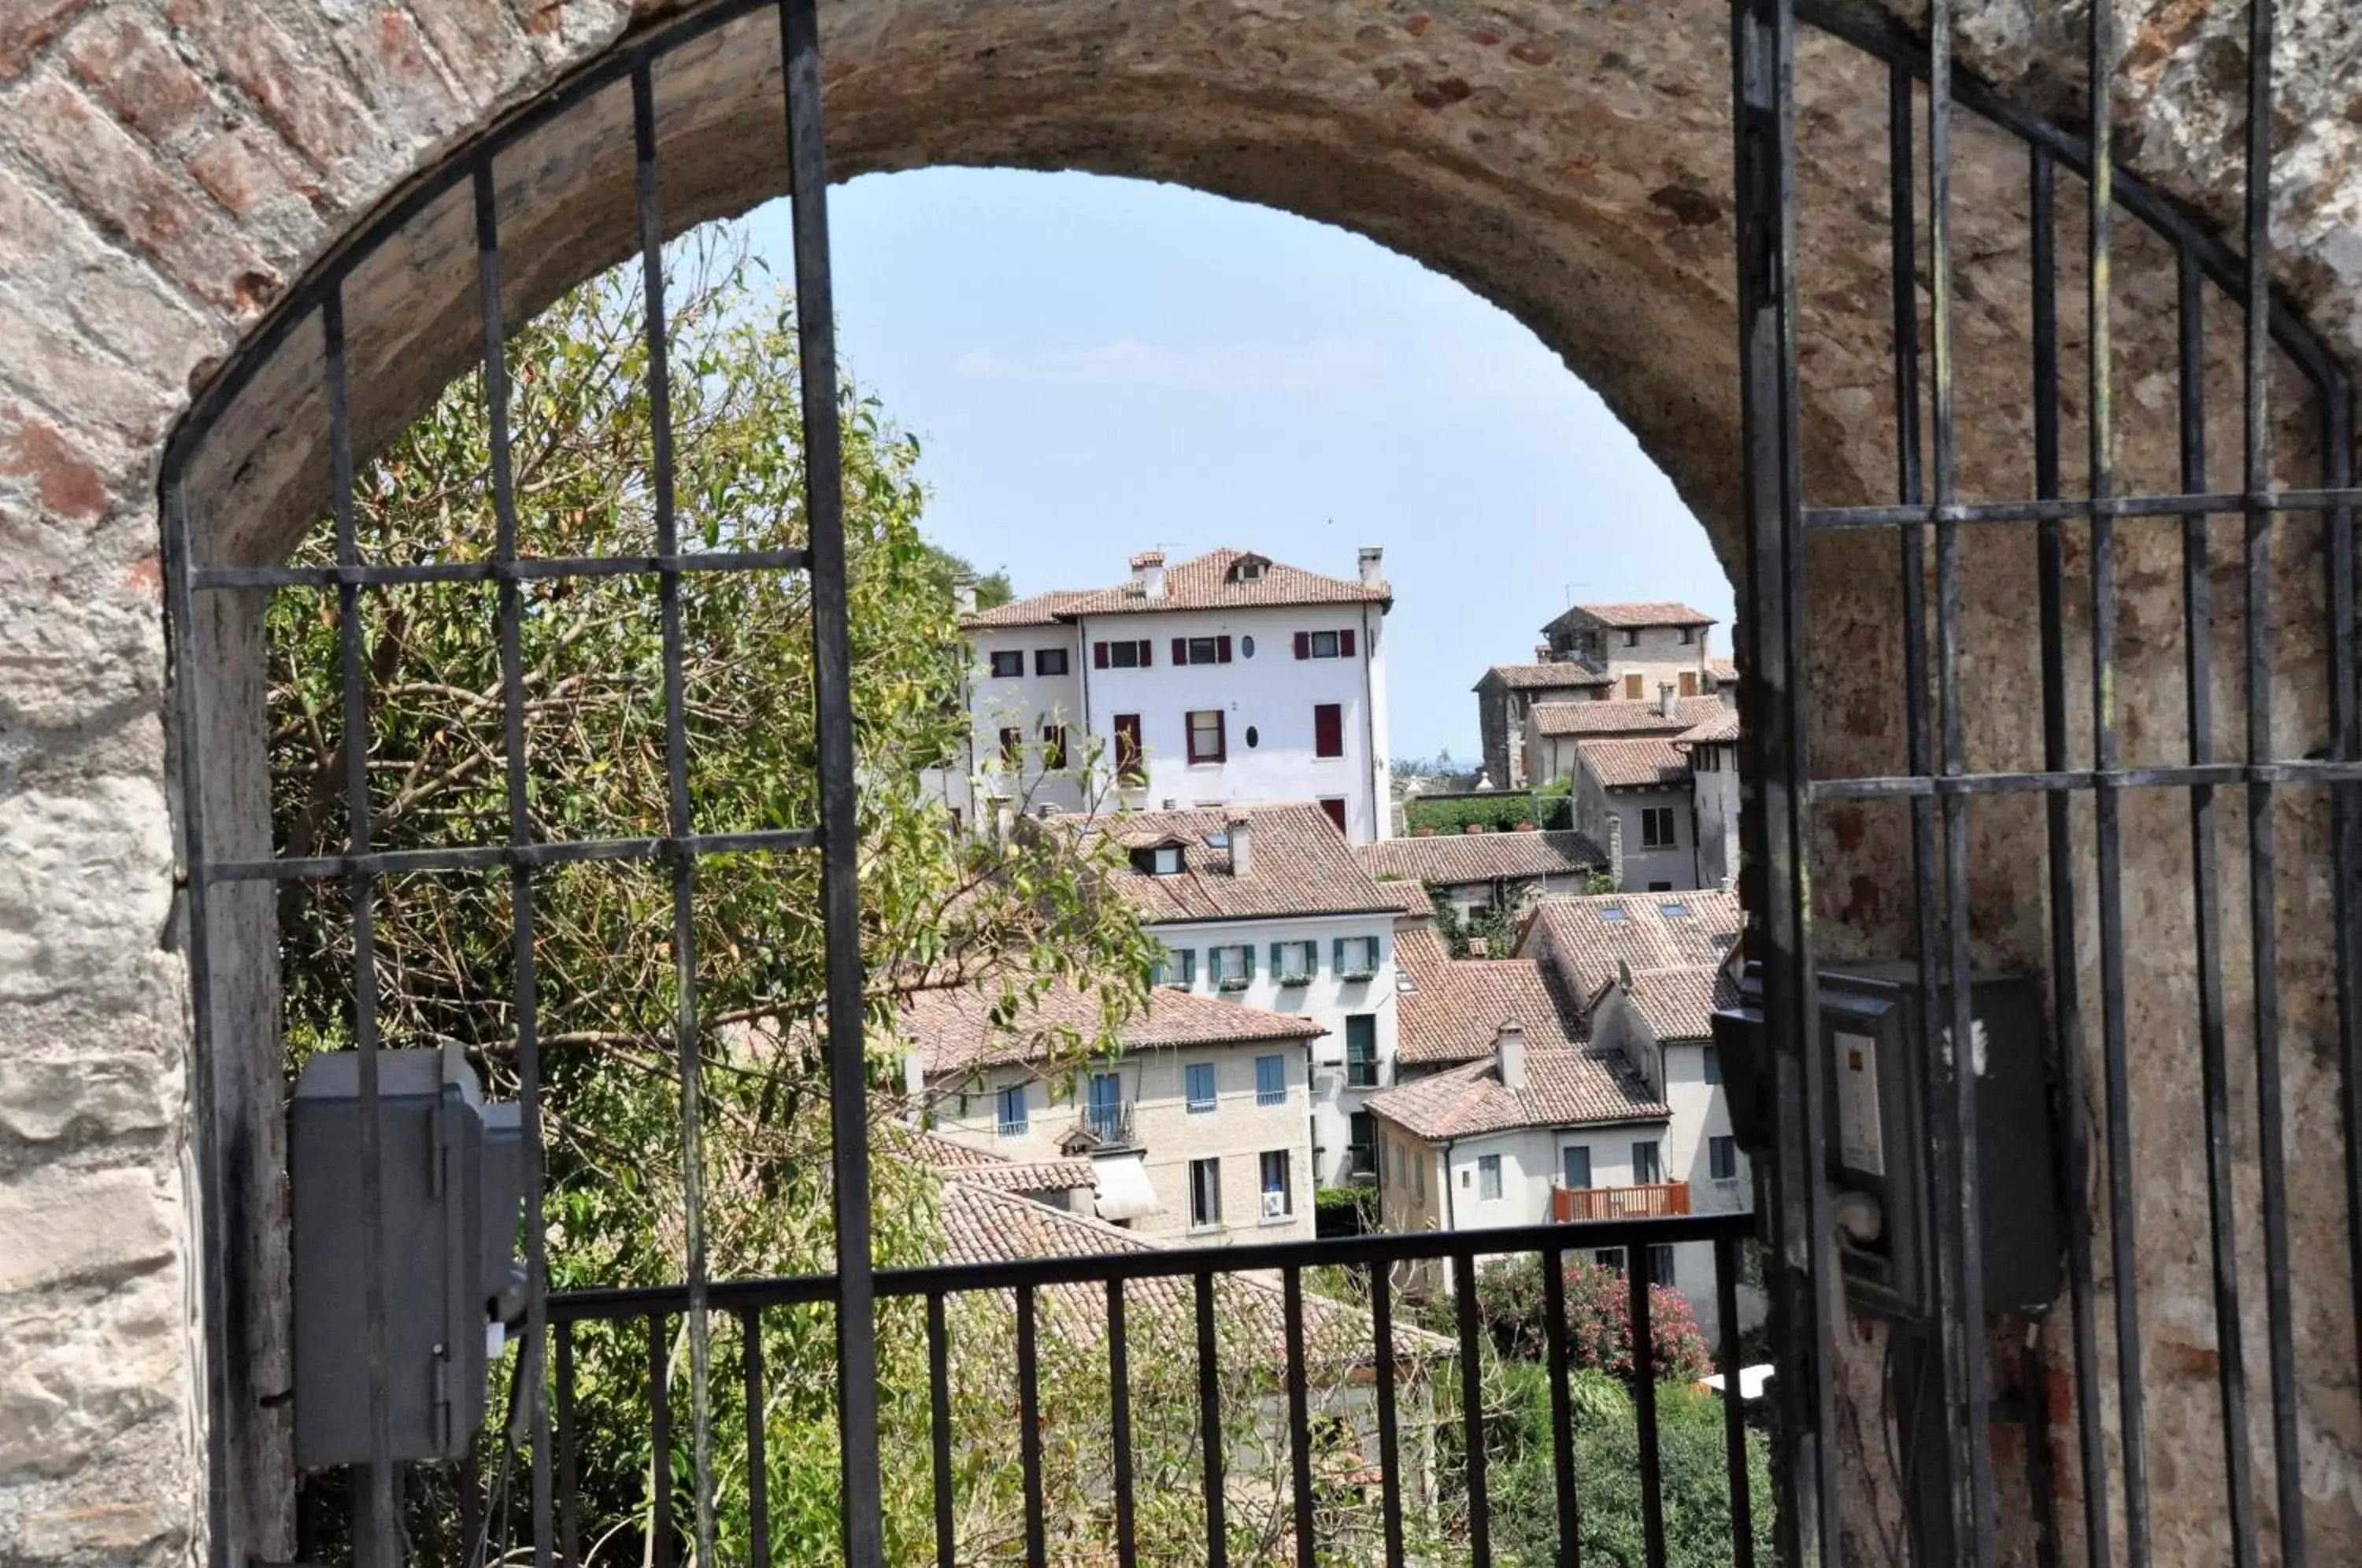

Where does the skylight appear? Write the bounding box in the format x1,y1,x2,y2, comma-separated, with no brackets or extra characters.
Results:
1202,832,1229,849
1599,908,1627,923
1660,901,1689,918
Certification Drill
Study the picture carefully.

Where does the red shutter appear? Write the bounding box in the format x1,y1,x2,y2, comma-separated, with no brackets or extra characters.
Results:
1216,635,1232,664
1172,637,1188,665
1211,710,1227,763
1138,639,1153,666
1094,642,1109,669
1114,714,1143,779
1294,631,1311,660
1320,798,1348,834
1339,627,1357,657
1314,703,1343,758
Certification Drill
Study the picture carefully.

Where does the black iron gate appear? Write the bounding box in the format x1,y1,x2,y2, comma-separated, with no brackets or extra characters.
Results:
157,0,2361,1564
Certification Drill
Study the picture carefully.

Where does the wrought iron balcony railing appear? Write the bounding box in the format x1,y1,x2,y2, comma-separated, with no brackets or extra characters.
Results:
1083,1100,1137,1150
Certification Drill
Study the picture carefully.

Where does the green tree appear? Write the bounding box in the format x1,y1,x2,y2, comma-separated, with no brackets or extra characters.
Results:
916,542,1014,612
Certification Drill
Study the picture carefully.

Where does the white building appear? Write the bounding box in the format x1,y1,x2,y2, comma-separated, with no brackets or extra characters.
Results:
945,548,1395,843
1068,802,1412,1188
901,979,1324,1246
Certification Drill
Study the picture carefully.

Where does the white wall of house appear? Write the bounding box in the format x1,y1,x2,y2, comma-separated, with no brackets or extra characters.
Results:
963,624,1092,817
924,1038,1316,1246
1688,741,1740,889
1570,769,1698,891
1148,911,1399,1188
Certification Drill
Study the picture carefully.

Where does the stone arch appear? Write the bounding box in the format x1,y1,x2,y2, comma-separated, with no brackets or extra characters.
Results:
3,2,2359,1566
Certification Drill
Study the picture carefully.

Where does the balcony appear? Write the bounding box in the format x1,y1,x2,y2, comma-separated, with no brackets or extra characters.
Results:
1081,1100,1137,1150
1553,1179,1692,1222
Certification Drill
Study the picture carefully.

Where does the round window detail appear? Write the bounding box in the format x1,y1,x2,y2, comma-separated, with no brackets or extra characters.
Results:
1240,634,1256,659
1244,726,1260,749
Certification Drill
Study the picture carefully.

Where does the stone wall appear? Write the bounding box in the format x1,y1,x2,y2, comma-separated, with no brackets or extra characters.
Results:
1,2,2357,1565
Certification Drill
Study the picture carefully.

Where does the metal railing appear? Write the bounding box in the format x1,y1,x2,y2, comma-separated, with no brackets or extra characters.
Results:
1083,1101,1137,1149
1553,1181,1693,1223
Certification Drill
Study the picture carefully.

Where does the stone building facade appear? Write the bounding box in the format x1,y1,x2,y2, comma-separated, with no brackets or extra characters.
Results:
2,2,2359,1565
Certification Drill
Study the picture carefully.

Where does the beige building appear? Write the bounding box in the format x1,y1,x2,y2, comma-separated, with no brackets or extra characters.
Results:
903,979,1325,1245
1474,602,1729,788
1520,691,1738,892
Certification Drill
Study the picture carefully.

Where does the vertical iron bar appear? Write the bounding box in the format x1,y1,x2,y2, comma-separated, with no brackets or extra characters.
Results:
1283,1268,1316,1568
1018,1285,1046,1568
2031,142,2113,1568
2241,6,2305,1561
2177,241,2260,1562
649,1314,674,1568
1715,1236,1756,1568
1731,1,1836,1560
1371,1266,1406,1568
461,1438,483,1565
1453,1252,1491,1568
776,7,883,1560
926,1292,953,1568
2327,372,2362,1472
327,285,400,1568
556,1323,579,1568
1629,1244,1666,1568
2085,5,2155,1558
473,152,553,1568
1542,1248,1580,1568
1195,1271,1227,1567
740,1309,772,1568
1107,1278,1138,1568
633,57,718,1568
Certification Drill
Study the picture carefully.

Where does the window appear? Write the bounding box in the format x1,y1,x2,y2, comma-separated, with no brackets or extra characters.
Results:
1561,1145,1592,1190
1348,1112,1376,1178
1235,560,1264,582
1189,1158,1222,1228
1648,1244,1678,1285
1244,725,1259,749
1659,900,1689,918
1478,1154,1503,1200
1271,940,1316,985
1311,629,1339,658
996,1085,1027,1137
1624,673,1644,698
1186,1063,1217,1111
1680,627,1697,644
1319,797,1348,834
1172,635,1232,665
1152,947,1196,986
1087,1073,1125,1143
1113,714,1145,782
1641,807,1677,848
1415,1147,1427,1200
1335,936,1380,979
1131,843,1184,876
1187,708,1226,764
1035,647,1070,676
1260,1150,1293,1218
1211,944,1253,989
1632,1140,1663,1185
1096,638,1153,669
1710,1135,1739,1180
1240,634,1256,659
1313,702,1344,758
1679,670,1697,696
1702,1045,1721,1085
1647,881,1675,893
1622,629,1640,647
1256,1054,1287,1105
989,649,1024,678
1594,1248,1625,1274
1345,1015,1379,1087
1040,723,1068,771
1292,628,1359,660
1599,906,1627,923
998,726,1024,766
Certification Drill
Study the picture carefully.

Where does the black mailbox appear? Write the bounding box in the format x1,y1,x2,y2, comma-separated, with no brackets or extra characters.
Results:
290,1044,527,1468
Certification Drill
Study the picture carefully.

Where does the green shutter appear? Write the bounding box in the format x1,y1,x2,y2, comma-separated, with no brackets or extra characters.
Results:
1209,948,1223,983
1271,941,1285,974
1305,940,1320,977
1334,937,1346,972
1242,945,1256,980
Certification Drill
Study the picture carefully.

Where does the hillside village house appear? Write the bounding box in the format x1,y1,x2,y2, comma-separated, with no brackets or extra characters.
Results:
1390,922,1586,1079
1523,691,1738,892
1064,802,1407,1188
1355,828,1605,922
902,981,1324,1245
935,547,1395,843
1474,601,1731,787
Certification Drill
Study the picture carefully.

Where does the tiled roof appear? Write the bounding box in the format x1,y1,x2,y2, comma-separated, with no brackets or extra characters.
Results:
1619,963,1743,1045
905,978,1324,1077
1543,601,1719,631
1054,549,1390,619
1476,662,1613,693
1525,889,1744,1005
1393,926,1588,1067
1575,737,1693,790
1070,802,1404,923
1674,709,1742,745
1364,1045,1667,1141
1706,656,1740,683
1375,877,1435,919
1357,829,1605,886
932,1179,1450,1359
893,1127,1100,1193
1530,696,1730,738
962,589,1098,629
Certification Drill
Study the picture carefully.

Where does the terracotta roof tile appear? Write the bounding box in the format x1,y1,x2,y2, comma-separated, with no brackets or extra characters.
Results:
1706,656,1740,682
904,978,1324,1077
1476,662,1614,693
1530,696,1731,738
890,1128,1101,1193
1393,925,1589,1067
1357,829,1605,886
1068,802,1402,923
962,589,1098,628
1057,548,1389,617
1364,1045,1668,1140
1575,737,1693,790
1674,709,1742,745
1543,601,1719,631
1526,890,1744,1011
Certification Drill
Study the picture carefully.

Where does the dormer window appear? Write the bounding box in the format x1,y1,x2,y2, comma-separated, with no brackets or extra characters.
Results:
1131,843,1185,875
1227,553,1272,583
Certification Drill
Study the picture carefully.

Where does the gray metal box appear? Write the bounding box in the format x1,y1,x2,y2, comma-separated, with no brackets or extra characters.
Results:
290,1045,524,1468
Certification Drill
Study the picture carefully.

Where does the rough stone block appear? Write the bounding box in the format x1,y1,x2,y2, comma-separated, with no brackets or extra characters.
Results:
62,8,219,151
0,0,83,80
0,779,175,1009
0,1168,175,1296
165,0,371,186
0,1057,177,1148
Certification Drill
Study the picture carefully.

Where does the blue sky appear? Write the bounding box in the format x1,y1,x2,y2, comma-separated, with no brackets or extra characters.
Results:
742,168,1733,763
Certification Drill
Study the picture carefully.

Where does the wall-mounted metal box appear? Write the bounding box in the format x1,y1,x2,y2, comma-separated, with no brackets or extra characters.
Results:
290,1044,525,1468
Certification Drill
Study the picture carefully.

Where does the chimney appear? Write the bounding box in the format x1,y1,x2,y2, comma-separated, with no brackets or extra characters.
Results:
1658,682,1677,719
953,581,976,616
1131,550,1167,599
1535,643,1553,663
1358,545,1384,588
1606,814,1624,888
1495,1019,1527,1093
1467,937,1490,957
1226,812,1253,877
